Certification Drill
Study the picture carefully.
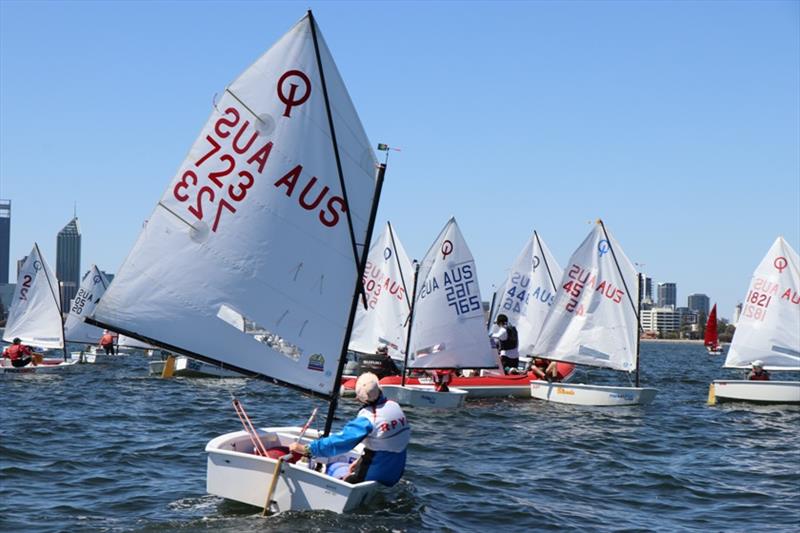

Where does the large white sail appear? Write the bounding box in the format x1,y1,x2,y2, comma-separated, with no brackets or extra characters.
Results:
63,265,110,344
92,14,379,397
533,222,639,371
491,231,563,355
118,334,156,350
725,237,800,370
3,244,64,349
348,223,412,361
408,218,496,369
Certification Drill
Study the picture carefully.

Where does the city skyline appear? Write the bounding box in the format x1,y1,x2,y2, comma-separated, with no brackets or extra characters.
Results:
1,2,797,321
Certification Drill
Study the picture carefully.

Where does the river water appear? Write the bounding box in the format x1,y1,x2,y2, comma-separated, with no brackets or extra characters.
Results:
1,342,798,532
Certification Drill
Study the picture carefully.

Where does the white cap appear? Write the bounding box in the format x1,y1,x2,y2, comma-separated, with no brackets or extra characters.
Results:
355,372,381,403
103,330,109,334
752,360,764,368
376,343,389,354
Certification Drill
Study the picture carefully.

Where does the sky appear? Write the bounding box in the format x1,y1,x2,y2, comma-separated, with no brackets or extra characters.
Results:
0,0,798,320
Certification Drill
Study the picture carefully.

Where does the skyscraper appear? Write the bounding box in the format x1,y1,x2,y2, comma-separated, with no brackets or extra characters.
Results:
0,200,10,283
687,293,710,315
657,282,677,308
57,217,81,313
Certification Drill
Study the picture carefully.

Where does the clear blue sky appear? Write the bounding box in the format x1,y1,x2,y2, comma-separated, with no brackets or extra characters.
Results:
1,0,798,320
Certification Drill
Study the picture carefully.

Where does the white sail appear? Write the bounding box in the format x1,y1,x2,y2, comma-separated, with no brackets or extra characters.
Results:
3,244,64,349
63,265,110,344
91,14,378,397
408,218,496,369
491,231,563,355
118,335,156,350
348,223,412,361
533,222,639,372
725,237,800,370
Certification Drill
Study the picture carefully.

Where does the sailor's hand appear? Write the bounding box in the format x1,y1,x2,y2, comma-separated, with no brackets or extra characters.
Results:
289,442,308,456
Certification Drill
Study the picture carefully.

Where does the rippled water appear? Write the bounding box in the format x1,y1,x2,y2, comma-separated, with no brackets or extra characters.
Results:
1,342,798,532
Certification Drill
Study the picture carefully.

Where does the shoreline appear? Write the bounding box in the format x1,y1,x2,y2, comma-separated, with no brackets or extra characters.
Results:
641,338,726,345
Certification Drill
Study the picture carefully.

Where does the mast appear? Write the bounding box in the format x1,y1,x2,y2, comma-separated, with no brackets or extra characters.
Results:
401,261,420,387
598,220,641,382
324,162,386,435
533,230,558,292
486,292,497,330
35,243,67,360
635,273,642,387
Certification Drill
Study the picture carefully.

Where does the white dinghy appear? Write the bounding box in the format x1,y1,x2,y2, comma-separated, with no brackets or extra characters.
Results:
2,244,77,374
347,221,413,374
149,355,245,378
64,265,111,363
529,221,657,406
89,11,390,514
385,218,497,409
709,237,800,404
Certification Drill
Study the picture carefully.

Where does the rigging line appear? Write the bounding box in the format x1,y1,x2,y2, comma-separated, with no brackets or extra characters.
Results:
307,11,367,308
387,221,412,311
224,88,266,124
534,230,558,292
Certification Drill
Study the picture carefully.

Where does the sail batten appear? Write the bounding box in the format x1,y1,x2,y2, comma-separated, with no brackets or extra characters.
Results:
533,223,639,372
724,237,800,370
91,13,379,396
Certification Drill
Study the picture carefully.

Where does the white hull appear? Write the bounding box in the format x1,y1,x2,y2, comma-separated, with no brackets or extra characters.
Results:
381,384,468,408
206,427,379,514
149,356,243,378
530,381,658,406
0,358,79,374
70,351,97,364
711,380,800,404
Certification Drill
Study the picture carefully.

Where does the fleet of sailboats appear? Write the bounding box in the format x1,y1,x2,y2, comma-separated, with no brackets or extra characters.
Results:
2,7,798,519
709,237,800,404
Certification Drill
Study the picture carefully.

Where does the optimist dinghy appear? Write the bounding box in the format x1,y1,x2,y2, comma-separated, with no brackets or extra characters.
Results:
88,11,391,513
2,244,77,374
709,237,800,404
529,221,657,406
64,265,112,363
704,304,724,355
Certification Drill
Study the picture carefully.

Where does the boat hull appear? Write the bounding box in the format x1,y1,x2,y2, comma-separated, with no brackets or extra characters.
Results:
341,363,576,399
149,356,243,378
0,358,79,374
381,384,468,408
206,427,379,514
711,380,800,404
530,381,658,406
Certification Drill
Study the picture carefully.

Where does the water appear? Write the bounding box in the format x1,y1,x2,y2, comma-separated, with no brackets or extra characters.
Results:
1,342,798,532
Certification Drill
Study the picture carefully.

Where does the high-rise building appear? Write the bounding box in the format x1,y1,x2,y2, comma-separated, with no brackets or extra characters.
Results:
0,200,10,284
56,217,81,313
638,276,653,304
657,282,677,308
687,293,710,316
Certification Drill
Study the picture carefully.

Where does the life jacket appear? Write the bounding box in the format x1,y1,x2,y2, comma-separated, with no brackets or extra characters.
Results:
499,325,518,351
3,344,29,361
100,334,114,346
356,353,400,379
357,399,410,453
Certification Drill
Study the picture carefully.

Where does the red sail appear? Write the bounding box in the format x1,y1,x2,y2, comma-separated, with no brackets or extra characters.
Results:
704,304,719,347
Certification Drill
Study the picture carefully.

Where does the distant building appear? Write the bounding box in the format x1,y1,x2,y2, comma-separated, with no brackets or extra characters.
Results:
642,276,653,302
56,217,81,313
640,306,694,335
0,283,15,320
657,282,677,308
687,293,710,315
0,200,9,284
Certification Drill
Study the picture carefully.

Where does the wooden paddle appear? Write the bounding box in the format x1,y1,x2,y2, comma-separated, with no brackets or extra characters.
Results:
707,383,717,405
262,407,319,516
161,355,175,378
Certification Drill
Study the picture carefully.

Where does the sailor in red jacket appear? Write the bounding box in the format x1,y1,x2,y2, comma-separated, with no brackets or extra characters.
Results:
747,360,770,381
2,338,43,368
99,330,116,356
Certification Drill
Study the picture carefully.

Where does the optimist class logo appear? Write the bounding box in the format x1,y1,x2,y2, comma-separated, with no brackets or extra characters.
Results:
277,70,311,118
774,256,788,273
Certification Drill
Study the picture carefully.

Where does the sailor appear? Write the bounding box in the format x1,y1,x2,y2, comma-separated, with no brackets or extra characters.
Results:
289,372,410,487
99,330,116,356
356,343,401,380
747,360,770,381
489,314,520,374
2,338,43,368
530,357,560,382
431,369,453,392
